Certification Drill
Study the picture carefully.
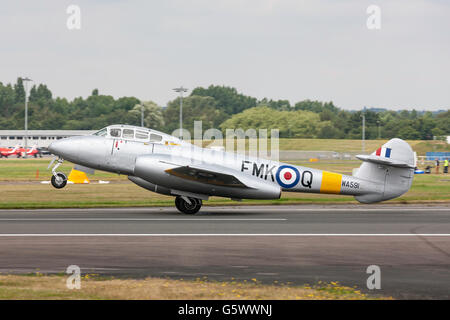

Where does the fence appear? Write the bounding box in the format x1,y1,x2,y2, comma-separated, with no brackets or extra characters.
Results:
426,152,450,161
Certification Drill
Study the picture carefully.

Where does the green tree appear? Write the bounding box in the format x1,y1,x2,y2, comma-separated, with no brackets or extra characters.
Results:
0,82,16,118
318,122,340,138
191,85,257,115
0,79,448,138
294,100,339,113
258,98,291,110
435,110,450,135
113,97,140,112
397,125,421,140
14,78,25,104
164,95,227,134
128,101,165,129
220,106,323,138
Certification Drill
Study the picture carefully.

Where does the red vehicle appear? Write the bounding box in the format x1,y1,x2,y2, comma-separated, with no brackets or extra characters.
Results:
15,146,41,158
0,145,40,158
0,146,20,158
23,146,41,158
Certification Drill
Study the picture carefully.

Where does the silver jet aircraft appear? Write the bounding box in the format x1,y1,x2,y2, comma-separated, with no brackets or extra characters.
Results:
47,124,415,214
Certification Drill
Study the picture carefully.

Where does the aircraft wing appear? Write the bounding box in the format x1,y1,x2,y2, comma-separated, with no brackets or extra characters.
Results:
165,165,249,188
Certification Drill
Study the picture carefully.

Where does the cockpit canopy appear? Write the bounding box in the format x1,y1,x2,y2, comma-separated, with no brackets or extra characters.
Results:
92,125,181,145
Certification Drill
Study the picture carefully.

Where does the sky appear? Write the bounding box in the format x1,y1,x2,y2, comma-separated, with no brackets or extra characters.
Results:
1,0,449,110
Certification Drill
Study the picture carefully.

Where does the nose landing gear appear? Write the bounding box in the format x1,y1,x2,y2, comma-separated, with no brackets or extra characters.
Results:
48,158,68,189
51,172,68,189
175,196,202,214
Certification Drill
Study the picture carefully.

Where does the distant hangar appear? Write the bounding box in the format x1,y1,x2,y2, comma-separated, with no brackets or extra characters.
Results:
0,130,95,148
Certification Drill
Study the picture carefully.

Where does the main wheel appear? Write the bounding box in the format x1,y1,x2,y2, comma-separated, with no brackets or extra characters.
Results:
51,172,68,189
175,196,202,214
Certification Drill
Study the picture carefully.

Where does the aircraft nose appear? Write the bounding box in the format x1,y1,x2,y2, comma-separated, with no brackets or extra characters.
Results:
48,137,80,161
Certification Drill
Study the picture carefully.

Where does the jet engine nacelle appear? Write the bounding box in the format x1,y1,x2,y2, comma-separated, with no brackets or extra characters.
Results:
128,175,172,196
133,154,281,200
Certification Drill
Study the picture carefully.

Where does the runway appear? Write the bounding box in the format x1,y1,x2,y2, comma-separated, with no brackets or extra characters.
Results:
0,204,449,299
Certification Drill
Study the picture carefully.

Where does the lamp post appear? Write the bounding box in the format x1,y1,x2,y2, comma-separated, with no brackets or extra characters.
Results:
361,107,366,153
173,86,188,139
22,77,33,158
377,120,381,139
141,104,144,127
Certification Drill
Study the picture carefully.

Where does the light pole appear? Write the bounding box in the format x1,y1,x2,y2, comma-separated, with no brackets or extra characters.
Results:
173,86,188,139
22,77,33,158
377,120,381,139
141,104,144,127
361,107,366,153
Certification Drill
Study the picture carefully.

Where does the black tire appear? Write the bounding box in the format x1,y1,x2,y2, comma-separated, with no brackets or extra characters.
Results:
175,196,202,214
51,172,68,189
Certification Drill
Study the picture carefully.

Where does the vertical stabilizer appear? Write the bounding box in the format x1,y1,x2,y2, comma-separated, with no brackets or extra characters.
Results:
354,138,415,203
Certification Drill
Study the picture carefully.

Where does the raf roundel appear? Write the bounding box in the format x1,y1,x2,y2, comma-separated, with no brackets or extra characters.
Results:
276,165,300,188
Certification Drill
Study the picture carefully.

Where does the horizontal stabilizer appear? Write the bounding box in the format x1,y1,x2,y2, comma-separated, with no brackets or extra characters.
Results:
356,154,415,168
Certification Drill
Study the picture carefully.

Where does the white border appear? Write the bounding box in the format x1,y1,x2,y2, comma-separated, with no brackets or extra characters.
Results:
0,234,448,237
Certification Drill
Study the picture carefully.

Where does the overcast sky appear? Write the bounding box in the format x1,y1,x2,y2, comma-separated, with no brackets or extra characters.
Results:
1,0,449,110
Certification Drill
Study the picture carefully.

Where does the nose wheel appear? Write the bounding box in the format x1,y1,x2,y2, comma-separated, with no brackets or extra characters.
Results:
51,172,68,189
175,196,202,214
48,157,68,189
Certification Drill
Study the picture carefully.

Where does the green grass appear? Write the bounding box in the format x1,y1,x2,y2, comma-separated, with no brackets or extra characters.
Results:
0,158,124,181
0,165,447,209
0,140,448,209
0,274,387,300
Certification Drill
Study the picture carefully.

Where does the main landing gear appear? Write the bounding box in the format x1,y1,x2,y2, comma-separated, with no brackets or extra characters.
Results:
175,196,202,214
48,158,68,189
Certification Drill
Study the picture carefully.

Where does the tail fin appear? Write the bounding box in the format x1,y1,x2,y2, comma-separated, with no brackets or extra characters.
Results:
353,138,415,203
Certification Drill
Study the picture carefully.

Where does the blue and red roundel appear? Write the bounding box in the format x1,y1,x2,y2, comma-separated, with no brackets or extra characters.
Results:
276,165,300,188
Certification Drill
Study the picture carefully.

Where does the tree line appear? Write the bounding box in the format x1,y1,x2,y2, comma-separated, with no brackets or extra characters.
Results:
0,78,448,140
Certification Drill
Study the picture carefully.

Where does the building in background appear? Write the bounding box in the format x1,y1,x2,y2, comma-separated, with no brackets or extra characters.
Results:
0,130,95,148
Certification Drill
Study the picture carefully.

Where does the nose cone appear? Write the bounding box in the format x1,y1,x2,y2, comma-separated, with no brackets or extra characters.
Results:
48,137,81,162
